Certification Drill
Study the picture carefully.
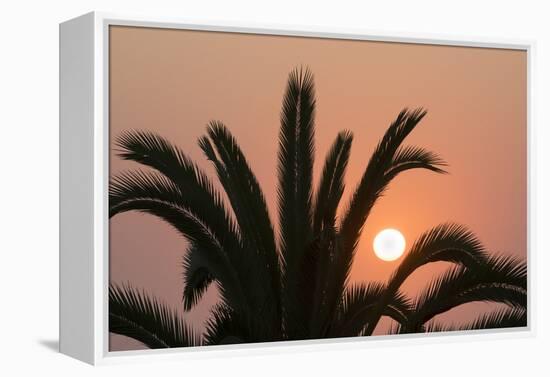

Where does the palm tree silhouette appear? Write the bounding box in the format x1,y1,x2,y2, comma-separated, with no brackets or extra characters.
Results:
109,67,527,348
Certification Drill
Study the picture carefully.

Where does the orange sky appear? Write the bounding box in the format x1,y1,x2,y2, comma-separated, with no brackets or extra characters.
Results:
108,26,527,351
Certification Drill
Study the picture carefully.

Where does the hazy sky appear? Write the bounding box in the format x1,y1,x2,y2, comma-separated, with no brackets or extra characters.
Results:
108,25,526,351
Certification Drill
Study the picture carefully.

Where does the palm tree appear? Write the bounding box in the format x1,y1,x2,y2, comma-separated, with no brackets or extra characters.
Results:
109,67,527,349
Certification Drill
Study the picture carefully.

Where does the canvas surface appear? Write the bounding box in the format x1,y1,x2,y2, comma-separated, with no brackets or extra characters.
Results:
107,25,527,351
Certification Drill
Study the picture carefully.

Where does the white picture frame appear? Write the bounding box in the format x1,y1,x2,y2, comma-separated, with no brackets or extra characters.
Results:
59,11,535,365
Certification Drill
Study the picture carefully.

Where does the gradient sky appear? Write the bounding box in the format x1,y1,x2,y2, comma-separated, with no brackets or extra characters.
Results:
108,25,527,351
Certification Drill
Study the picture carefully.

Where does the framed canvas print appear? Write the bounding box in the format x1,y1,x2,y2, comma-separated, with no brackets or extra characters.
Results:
59,12,533,365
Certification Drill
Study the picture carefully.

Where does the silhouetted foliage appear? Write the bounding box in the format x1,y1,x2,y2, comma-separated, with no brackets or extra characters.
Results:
109,67,527,348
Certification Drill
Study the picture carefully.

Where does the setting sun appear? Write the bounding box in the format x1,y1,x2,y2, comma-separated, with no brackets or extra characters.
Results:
373,229,406,261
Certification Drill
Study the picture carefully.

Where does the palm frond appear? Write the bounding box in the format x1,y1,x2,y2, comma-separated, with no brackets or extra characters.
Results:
109,284,201,349
110,169,181,217
363,224,496,335
277,67,316,258
277,67,316,337
110,170,249,313
425,307,527,333
403,255,527,332
181,244,215,311
295,236,327,339
110,171,224,255
198,121,280,326
114,130,242,256
389,223,489,290
203,305,245,345
333,109,445,321
339,108,431,258
313,130,353,234
204,305,277,345
303,224,340,338
116,130,210,193
385,145,447,179
331,283,412,337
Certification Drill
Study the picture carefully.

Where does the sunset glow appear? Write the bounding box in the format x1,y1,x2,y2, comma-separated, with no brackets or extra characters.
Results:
108,25,527,351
